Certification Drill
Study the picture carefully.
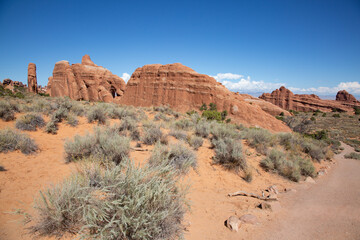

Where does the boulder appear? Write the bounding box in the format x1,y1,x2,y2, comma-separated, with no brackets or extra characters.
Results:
260,86,357,112
120,63,291,132
2,79,13,85
28,63,38,93
225,216,241,232
47,55,126,102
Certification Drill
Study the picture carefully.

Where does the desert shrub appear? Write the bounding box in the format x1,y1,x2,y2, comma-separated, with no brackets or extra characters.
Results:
202,110,222,122
108,106,138,120
322,113,327,117
0,101,15,121
344,152,360,160
64,127,130,164
111,117,139,140
51,107,69,123
332,113,340,118
66,113,78,127
260,149,301,182
16,113,45,131
244,128,274,154
142,123,163,145
301,139,327,162
209,103,217,111
154,112,171,122
87,105,108,124
199,103,207,111
296,156,316,177
30,160,187,240
70,102,85,116
169,129,187,140
173,119,193,130
211,122,240,140
354,107,360,115
0,166,5,171
45,120,58,134
195,120,211,138
212,137,247,171
189,135,203,150
277,133,302,152
0,128,38,154
149,142,197,174
26,98,52,113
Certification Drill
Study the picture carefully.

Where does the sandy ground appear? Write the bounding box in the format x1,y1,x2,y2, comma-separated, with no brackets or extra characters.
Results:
2,114,357,240
243,142,360,240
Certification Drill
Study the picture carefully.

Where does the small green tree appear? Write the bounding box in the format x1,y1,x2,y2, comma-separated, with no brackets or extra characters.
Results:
209,103,217,111
199,103,207,111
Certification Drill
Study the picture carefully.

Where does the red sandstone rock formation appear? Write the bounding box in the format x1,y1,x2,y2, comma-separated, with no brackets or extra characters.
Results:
2,79,25,88
120,63,290,132
28,63,38,93
47,55,126,102
336,90,359,103
260,86,358,112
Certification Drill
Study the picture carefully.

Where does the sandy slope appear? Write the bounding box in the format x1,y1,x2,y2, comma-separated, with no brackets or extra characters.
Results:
244,143,360,240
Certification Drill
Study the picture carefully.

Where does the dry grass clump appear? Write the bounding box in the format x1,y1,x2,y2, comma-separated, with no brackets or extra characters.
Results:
244,128,275,154
15,113,45,131
169,129,187,140
188,135,203,150
0,128,38,154
194,120,211,138
142,123,163,145
30,160,188,240
173,119,194,130
149,142,197,174
64,127,130,164
344,152,360,160
0,101,16,121
212,137,247,172
87,105,108,124
261,149,315,182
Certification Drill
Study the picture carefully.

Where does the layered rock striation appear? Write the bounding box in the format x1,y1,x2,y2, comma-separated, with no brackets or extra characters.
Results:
259,86,359,112
47,55,126,102
28,63,38,93
120,63,290,131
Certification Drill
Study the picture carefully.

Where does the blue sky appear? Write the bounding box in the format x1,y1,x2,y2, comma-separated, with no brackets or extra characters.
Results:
0,0,359,97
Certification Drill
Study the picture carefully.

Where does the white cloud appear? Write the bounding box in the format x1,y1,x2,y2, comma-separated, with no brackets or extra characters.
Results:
289,81,360,95
211,73,243,81
121,73,131,82
212,73,284,93
211,72,360,96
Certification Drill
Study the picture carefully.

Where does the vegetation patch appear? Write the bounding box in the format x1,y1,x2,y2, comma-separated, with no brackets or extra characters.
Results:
344,152,360,160
30,161,188,240
0,128,38,154
15,113,45,131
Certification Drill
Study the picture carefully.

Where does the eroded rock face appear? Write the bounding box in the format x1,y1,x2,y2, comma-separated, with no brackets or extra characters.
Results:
2,79,25,88
47,55,126,102
28,63,38,93
336,90,359,103
260,86,358,112
120,63,290,132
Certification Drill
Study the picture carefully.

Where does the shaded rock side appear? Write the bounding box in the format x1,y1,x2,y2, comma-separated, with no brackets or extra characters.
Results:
120,63,290,132
47,55,126,102
259,86,357,112
28,63,38,93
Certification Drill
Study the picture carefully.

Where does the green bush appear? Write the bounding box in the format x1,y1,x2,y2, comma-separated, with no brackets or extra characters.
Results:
64,127,130,164
87,105,108,124
332,113,340,118
15,113,45,131
202,110,222,122
30,161,187,240
212,137,247,172
354,107,360,115
0,128,38,154
209,102,217,111
199,103,207,111
189,135,203,150
149,142,197,174
344,152,360,160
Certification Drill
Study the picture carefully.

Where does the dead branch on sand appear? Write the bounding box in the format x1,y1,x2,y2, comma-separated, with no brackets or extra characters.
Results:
228,191,278,201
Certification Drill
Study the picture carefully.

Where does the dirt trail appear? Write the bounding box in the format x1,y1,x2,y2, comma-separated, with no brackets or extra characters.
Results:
245,143,360,240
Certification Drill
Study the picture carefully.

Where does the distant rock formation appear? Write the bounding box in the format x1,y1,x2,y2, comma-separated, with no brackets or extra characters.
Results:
2,79,25,89
47,55,126,102
336,90,359,104
259,86,359,112
27,63,38,93
120,63,290,132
